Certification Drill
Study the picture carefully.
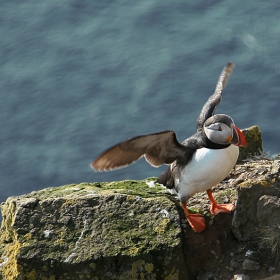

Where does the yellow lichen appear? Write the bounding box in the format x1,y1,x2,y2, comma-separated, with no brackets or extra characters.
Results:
164,272,179,280
64,198,78,205
127,246,139,256
0,201,17,242
0,201,23,280
1,246,21,280
259,180,271,187
0,180,182,279
54,238,65,245
24,232,32,240
154,219,170,234
239,181,251,187
145,263,154,273
42,265,48,272
131,259,145,279
126,195,137,201
25,269,37,279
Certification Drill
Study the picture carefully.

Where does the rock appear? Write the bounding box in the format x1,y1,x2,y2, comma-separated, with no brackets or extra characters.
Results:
257,195,280,226
242,259,261,271
231,159,280,241
197,271,216,280
244,250,259,261
234,274,250,280
259,275,280,280
230,260,240,269
257,224,280,254
238,126,263,162
0,180,189,279
0,177,238,280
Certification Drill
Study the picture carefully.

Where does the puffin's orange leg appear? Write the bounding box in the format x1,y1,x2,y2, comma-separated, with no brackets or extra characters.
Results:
207,189,235,215
181,202,206,233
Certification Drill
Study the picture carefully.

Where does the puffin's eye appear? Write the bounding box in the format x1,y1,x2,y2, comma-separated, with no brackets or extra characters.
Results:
207,123,223,131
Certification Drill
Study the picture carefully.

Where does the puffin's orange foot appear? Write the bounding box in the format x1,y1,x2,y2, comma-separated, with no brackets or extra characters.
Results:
210,203,235,215
186,213,206,233
181,202,206,233
207,189,235,215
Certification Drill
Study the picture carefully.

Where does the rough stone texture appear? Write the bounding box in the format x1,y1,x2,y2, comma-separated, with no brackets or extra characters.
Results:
0,180,188,280
239,126,263,162
257,195,280,226
260,275,280,280
231,159,280,241
242,259,260,271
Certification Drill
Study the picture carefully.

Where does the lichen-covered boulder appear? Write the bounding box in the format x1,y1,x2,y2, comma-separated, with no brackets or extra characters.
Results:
231,159,280,241
239,126,263,162
0,180,189,280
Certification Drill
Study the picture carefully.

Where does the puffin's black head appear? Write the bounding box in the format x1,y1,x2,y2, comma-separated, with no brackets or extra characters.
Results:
204,114,247,147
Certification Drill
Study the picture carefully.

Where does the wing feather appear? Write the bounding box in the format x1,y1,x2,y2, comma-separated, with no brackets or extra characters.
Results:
91,130,188,172
196,62,234,131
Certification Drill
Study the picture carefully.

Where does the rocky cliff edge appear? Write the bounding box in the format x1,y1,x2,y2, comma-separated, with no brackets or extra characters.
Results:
1,126,280,280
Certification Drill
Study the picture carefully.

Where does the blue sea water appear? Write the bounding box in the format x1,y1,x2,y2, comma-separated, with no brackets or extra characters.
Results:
1,1,280,205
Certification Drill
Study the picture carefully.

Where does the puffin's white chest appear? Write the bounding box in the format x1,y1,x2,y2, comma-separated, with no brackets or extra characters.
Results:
175,145,239,202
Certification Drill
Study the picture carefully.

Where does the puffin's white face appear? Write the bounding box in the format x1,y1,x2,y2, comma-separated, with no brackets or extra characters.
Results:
204,122,233,145
203,114,247,147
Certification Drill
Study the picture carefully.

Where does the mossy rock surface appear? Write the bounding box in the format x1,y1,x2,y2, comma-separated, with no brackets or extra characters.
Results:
0,179,189,280
2,126,280,280
239,126,263,162
231,159,280,241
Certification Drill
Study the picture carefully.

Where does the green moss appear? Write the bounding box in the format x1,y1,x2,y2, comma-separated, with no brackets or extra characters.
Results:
131,259,145,278
0,178,184,279
188,207,201,213
154,219,171,235
239,126,263,161
145,263,154,273
25,269,37,280
164,272,179,280
131,259,156,280
12,178,166,202
239,179,271,188
213,189,236,204
103,178,167,197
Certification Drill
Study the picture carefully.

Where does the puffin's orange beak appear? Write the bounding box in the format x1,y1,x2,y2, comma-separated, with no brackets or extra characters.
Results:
232,125,247,147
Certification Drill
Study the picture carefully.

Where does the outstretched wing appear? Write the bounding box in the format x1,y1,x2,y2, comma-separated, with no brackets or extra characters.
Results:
91,130,191,172
196,62,234,131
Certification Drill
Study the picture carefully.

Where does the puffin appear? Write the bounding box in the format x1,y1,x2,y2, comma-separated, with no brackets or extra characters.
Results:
91,62,247,233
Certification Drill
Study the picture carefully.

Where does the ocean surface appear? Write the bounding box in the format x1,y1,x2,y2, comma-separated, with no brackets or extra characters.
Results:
1,1,280,206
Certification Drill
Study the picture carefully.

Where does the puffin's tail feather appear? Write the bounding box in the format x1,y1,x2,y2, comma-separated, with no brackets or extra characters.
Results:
156,167,175,189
